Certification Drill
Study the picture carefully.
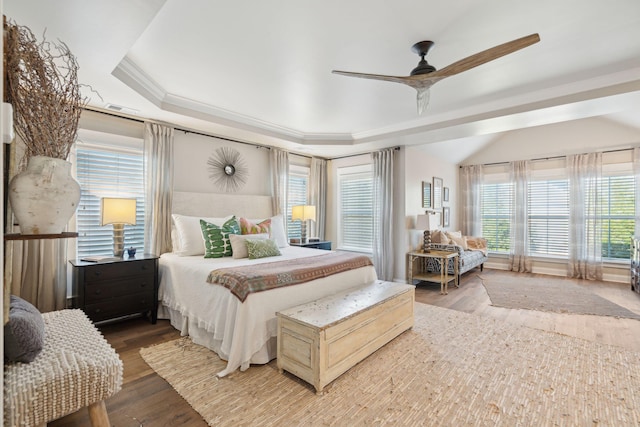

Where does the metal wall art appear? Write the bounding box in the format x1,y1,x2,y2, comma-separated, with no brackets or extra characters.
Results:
207,146,248,192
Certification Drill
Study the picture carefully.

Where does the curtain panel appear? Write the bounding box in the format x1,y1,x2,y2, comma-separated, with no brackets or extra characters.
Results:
634,147,640,238
508,160,532,273
309,157,327,240
459,164,483,236
567,152,603,280
372,148,395,281
270,148,289,220
143,122,175,255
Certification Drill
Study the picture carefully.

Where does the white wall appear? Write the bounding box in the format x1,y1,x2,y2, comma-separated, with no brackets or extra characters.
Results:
173,131,271,195
463,116,640,166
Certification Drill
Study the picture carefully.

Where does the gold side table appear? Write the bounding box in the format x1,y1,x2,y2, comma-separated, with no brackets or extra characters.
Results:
407,249,459,295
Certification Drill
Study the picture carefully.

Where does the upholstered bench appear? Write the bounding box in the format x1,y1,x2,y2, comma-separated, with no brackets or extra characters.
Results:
4,309,123,426
276,280,414,394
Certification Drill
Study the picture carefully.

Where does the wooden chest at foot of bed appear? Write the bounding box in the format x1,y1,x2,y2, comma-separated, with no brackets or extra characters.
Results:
276,280,415,394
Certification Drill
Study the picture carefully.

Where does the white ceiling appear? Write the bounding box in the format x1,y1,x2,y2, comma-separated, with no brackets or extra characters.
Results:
4,0,640,160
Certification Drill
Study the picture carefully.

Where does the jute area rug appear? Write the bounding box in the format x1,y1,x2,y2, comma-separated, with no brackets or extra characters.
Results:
479,274,640,320
140,303,640,426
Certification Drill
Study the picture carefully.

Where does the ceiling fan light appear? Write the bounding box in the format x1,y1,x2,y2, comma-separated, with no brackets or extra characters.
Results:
416,88,431,115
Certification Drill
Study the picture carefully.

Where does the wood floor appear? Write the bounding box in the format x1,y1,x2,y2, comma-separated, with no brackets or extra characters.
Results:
49,269,640,427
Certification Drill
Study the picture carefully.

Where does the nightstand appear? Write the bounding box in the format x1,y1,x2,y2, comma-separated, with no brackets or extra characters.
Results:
290,240,332,250
70,254,159,324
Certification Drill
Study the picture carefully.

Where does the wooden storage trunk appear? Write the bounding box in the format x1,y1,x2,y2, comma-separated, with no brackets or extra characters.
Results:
276,280,415,394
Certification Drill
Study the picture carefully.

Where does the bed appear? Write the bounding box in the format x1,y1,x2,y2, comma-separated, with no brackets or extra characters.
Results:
157,192,378,377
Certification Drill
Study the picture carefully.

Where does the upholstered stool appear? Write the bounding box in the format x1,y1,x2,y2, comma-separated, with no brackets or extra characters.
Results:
4,309,123,426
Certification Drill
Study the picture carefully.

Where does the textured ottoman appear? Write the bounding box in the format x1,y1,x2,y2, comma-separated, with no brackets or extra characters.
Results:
4,309,123,427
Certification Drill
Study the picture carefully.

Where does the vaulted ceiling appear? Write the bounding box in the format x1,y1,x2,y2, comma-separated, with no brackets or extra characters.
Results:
4,0,640,160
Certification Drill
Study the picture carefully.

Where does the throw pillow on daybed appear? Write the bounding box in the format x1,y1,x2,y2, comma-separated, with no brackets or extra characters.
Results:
200,217,241,258
431,229,449,244
445,231,468,250
229,233,270,259
246,238,282,259
4,295,45,363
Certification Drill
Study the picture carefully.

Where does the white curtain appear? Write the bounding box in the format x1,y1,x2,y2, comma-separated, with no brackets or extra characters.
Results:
508,160,532,272
270,148,289,217
459,164,483,236
634,148,640,238
567,152,603,280
309,157,327,240
143,122,174,255
372,148,395,281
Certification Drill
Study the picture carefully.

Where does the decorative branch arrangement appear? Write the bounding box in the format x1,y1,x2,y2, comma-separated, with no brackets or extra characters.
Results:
4,18,88,160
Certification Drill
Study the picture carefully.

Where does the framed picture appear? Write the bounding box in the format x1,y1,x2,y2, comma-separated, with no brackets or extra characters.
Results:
433,177,443,210
443,187,449,202
422,181,432,209
443,207,450,227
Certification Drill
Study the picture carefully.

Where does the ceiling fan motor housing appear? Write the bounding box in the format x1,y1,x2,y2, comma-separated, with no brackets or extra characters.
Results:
410,40,437,75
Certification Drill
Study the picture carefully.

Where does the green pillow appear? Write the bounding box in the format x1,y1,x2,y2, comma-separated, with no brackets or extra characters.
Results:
246,238,281,259
200,217,240,258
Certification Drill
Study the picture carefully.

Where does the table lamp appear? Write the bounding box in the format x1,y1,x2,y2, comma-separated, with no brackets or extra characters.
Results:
416,212,438,252
101,197,137,257
292,205,316,243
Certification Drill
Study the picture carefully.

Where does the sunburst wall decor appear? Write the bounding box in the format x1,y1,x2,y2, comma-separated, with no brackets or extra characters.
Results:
207,147,248,192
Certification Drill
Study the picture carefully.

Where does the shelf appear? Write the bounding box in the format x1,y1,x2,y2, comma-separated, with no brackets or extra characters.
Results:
4,232,79,241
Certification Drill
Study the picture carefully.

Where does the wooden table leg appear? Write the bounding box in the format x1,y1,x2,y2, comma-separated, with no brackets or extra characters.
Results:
88,400,110,427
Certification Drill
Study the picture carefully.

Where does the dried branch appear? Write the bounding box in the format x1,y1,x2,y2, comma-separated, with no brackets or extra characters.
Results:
4,19,88,160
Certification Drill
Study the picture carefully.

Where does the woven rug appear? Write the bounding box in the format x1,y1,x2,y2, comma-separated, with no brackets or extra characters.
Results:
479,274,640,320
140,303,640,426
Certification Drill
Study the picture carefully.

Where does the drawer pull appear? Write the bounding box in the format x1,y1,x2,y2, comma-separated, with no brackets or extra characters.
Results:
95,289,101,295
95,308,101,313
94,271,102,277
141,282,147,287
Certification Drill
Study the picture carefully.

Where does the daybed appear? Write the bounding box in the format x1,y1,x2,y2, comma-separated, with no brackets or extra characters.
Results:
425,230,488,277
157,192,377,378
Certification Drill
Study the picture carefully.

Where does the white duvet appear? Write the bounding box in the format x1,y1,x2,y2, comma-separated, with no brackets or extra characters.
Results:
158,246,377,376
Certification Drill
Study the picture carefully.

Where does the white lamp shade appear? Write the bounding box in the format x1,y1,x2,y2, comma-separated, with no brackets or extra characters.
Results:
416,213,438,231
101,198,137,226
291,205,316,222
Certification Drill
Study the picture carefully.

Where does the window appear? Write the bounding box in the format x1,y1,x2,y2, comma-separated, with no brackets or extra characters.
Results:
481,182,512,253
480,161,636,261
601,174,635,259
337,165,373,252
75,144,145,257
287,165,309,240
528,178,569,257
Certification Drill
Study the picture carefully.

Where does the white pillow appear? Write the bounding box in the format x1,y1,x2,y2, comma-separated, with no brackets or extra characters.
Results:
172,214,232,256
445,231,468,250
269,214,289,248
229,233,269,259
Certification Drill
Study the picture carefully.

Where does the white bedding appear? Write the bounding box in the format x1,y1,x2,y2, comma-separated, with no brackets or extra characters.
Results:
158,246,377,376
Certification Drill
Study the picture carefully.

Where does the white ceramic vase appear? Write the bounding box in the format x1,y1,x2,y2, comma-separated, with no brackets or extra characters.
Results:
8,155,81,235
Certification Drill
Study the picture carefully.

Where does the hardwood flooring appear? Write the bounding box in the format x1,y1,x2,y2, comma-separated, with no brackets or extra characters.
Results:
49,269,640,426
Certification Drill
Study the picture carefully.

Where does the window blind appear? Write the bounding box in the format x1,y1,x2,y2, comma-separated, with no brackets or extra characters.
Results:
481,182,512,253
287,167,309,240
527,179,569,257
601,174,635,259
338,167,373,252
75,146,145,257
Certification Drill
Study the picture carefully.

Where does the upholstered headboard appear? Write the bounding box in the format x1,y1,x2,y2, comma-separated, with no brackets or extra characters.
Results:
172,191,273,219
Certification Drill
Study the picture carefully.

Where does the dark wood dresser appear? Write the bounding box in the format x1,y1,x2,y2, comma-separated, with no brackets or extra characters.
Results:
70,253,159,324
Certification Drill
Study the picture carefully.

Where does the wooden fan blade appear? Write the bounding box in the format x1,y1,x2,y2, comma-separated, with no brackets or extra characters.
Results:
429,33,540,79
332,70,409,85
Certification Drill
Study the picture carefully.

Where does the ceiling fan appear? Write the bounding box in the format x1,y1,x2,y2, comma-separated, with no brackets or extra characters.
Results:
332,33,540,114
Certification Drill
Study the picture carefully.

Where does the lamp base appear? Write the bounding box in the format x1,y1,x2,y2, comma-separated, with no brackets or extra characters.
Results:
423,230,432,253
113,223,125,257
300,221,308,244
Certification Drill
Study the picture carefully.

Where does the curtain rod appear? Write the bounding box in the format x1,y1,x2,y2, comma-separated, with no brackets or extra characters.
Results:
85,107,401,161
465,147,636,168
330,146,401,161
83,106,316,159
